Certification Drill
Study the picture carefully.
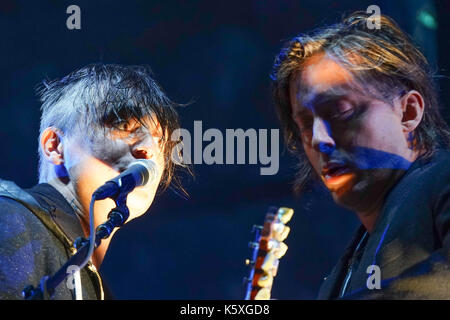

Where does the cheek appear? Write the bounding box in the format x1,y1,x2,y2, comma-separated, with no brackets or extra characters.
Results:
74,157,120,204
351,109,404,152
303,143,321,174
90,137,130,165
156,150,166,173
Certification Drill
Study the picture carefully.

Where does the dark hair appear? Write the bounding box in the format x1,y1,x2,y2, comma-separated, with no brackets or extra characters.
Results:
271,11,450,192
38,63,188,193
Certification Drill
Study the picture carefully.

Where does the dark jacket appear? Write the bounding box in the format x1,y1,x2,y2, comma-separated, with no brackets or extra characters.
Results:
0,180,104,300
317,149,450,299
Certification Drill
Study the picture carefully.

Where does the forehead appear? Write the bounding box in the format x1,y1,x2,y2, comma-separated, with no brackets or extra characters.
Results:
290,53,360,110
301,52,353,88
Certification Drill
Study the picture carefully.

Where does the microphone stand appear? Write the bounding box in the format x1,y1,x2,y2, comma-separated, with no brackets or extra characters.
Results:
22,193,130,300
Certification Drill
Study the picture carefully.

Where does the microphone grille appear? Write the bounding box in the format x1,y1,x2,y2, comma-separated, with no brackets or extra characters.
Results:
133,159,158,186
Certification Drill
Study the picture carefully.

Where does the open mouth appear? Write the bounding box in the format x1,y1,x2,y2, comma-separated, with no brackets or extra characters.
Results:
322,165,351,180
321,163,354,190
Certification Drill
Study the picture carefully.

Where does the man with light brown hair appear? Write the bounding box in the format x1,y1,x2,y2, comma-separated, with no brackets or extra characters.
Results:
271,12,450,299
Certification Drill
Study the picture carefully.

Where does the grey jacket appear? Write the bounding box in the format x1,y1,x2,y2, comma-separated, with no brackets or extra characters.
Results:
0,180,104,300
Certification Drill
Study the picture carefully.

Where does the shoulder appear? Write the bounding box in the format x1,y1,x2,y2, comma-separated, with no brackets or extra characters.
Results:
395,148,450,202
0,196,50,241
0,193,64,261
377,149,450,249
416,149,450,211
400,149,450,244
0,179,56,241
0,193,69,299
413,148,450,182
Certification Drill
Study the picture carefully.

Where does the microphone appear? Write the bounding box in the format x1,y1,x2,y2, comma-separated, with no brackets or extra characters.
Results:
93,159,158,200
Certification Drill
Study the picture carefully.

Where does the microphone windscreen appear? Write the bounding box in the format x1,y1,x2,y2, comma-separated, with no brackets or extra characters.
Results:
131,159,158,186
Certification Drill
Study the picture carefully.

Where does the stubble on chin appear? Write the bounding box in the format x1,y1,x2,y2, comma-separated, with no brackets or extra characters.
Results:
331,168,406,214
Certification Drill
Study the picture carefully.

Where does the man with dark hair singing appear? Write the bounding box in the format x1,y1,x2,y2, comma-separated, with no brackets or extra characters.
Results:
0,64,184,299
271,12,450,299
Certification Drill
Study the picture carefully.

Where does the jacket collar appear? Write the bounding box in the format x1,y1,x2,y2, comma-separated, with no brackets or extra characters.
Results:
317,224,367,299
26,183,85,244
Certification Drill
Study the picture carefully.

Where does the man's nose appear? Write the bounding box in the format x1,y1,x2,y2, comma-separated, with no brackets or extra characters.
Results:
311,118,335,155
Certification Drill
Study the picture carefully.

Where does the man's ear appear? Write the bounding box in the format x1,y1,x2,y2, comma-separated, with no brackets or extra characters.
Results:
40,127,64,165
400,90,425,133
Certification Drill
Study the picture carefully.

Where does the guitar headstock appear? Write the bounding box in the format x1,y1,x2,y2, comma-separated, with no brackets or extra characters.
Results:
244,206,294,300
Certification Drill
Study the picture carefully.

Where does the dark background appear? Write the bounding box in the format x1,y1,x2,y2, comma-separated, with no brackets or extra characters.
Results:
0,0,448,299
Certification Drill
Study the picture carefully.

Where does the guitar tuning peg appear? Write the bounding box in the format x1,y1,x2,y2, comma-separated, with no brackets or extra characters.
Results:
251,225,263,233
273,222,284,234
277,207,294,224
257,272,274,288
261,252,278,273
248,241,259,249
245,259,255,266
266,239,277,250
254,287,271,300
280,226,290,241
273,242,288,259
274,225,290,242
272,259,280,277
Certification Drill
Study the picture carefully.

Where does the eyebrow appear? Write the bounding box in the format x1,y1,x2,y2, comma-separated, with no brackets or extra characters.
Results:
292,93,344,119
298,83,363,112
